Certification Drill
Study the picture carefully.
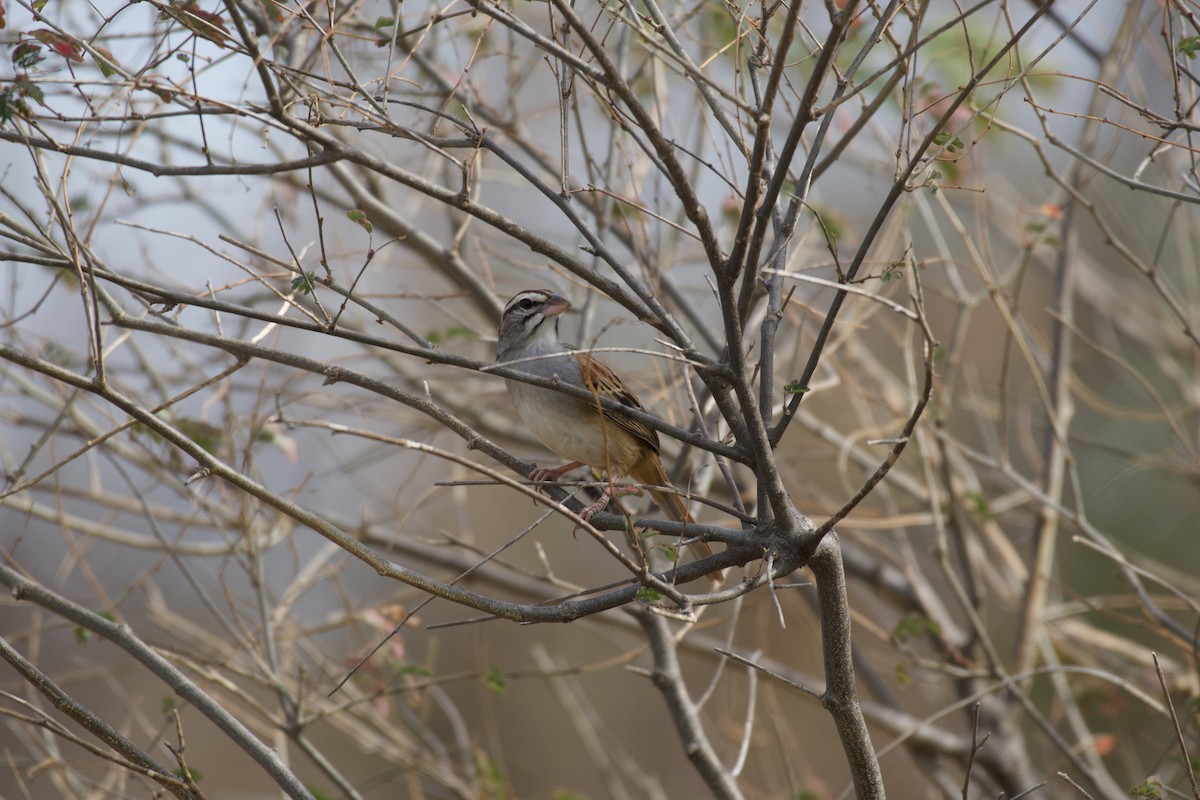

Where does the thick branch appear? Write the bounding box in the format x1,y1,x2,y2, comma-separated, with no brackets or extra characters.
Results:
809,535,885,799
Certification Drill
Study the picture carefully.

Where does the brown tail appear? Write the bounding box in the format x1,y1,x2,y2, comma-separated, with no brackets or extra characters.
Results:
630,452,715,560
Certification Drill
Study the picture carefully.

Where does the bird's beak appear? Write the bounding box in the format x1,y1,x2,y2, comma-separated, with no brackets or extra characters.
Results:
543,294,571,317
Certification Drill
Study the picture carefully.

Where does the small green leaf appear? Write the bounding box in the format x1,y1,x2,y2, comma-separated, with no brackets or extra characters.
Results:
92,46,119,77
425,325,473,345
17,78,45,107
656,542,680,562
375,16,395,30
346,208,373,233
0,89,18,125
927,168,944,194
1130,778,1163,800
880,260,905,285
962,491,993,521
162,696,176,715
893,613,941,643
783,381,809,395
933,131,965,152
171,766,203,783
291,272,316,295
393,662,432,679
475,752,510,796
552,791,587,800
810,203,846,241
484,668,506,697
635,587,662,602
1180,36,1200,58
73,610,115,644
176,418,224,454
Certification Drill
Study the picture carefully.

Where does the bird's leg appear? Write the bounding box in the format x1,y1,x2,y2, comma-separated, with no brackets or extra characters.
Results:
528,461,584,486
578,489,612,520
528,465,643,520
579,483,643,520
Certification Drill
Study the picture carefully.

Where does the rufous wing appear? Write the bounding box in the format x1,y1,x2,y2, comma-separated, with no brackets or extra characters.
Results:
575,351,661,456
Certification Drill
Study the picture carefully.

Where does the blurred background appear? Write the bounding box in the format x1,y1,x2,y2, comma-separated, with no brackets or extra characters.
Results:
1,0,1197,798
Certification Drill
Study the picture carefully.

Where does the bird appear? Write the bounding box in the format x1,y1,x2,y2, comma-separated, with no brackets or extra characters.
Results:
495,289,716,563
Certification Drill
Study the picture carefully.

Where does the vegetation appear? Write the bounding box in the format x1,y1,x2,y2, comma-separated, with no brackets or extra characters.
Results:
1,0,1197,797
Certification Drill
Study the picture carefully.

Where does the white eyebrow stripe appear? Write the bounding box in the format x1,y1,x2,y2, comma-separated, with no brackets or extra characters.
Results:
503,290,549,314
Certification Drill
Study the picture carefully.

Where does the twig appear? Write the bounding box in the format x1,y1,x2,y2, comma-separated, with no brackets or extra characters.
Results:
960,702,990,799
1152,652,1200,800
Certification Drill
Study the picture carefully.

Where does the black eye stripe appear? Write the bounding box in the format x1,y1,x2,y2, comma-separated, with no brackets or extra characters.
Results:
505,291,548,315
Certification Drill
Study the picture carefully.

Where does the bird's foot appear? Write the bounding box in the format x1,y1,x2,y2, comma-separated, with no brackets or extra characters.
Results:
527,461,584,489
578,484,645,521
578,491,612,521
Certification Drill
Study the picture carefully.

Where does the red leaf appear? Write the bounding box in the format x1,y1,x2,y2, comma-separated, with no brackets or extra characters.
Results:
92,46,119,77
260,0,285,23
13,41,44,69
52,40,78,60
139,76,177,102
29,29,83,63
164,2,232,48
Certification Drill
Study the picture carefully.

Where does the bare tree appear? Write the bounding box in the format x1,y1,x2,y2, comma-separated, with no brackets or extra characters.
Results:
1,0,1197,798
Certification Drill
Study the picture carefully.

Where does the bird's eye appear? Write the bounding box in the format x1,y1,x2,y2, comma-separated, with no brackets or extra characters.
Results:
518,298,536,311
